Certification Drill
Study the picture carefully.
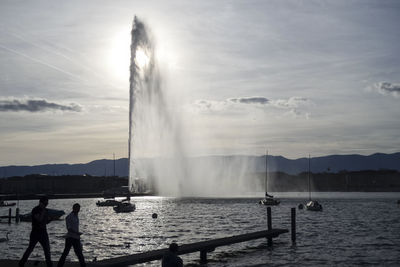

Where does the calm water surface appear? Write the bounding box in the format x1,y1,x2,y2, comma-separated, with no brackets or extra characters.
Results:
1,194,400,266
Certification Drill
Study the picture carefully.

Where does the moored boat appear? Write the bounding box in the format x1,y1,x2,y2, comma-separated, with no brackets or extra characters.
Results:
96,199,121,207
259,149,280,206
306,200,323,211
0,201,16,207
305,155,323,212
259,197,280,205
113,202,135,213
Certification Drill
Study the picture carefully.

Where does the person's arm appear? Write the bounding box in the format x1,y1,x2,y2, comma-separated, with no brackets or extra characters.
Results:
46,209,53,224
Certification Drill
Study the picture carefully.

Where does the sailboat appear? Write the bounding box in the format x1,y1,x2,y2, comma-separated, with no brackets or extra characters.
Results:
306,154,322,211
259,150,280,205
113,192,135,213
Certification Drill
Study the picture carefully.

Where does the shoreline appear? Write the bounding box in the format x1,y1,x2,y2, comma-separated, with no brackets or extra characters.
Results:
0,192,153,201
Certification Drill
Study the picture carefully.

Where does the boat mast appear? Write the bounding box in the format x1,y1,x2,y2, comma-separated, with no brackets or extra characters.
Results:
308,154,311,201
113,153,116,177
265,149,268,195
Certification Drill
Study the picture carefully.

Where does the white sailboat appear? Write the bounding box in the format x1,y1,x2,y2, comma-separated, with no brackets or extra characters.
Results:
306,154,322,211
259,150,280,205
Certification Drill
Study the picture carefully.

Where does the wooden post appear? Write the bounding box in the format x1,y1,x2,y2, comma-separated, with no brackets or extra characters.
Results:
267,207,272,246
8,208,11,224
291,208,296,243
200,250,207,264
16,208,20,223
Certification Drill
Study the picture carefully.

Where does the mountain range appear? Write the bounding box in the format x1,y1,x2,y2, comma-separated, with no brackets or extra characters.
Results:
1,152,399,178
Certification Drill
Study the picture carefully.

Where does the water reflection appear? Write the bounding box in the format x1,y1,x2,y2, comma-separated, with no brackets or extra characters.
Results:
0,195,399,266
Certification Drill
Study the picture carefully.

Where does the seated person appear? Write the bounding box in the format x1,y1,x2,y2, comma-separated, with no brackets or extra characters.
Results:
162,242,183,267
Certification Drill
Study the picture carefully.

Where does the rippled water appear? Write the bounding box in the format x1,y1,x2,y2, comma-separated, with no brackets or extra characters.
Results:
1,194,400,266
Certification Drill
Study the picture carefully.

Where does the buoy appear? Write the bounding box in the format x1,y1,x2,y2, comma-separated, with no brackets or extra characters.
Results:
152,213,158,219
0,232,9,242
298,204,304,210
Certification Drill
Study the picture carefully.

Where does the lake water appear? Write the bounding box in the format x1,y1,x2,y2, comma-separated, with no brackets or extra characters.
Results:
1,193,400,266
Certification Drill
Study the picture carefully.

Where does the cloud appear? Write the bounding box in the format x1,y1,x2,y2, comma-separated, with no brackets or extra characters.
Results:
191,96,269,113
0,98,82,112
271,97,310,109
188,96,311,118
0,44,86,82
373,82,400,98
228,96,269,105
190,99,228,113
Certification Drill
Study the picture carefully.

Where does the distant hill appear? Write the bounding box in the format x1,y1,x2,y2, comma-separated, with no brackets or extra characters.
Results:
0,158,129,178
259,152,400,174
0,152,399,178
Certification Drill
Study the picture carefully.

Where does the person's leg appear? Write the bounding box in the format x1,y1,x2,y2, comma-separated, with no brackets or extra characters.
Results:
19,231,39,267
57,238,73,267
38,232,52,267
72,239,86,267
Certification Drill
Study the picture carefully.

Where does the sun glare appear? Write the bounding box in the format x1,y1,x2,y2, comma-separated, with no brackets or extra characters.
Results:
109,28,130,81
135,49,150,68
108,29,151,81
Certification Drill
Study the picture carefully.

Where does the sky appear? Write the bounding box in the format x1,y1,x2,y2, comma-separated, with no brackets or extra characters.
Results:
0,0,399,166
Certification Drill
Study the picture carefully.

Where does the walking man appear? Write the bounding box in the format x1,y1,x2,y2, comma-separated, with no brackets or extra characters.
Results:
19,196,53,267
57,203,86,267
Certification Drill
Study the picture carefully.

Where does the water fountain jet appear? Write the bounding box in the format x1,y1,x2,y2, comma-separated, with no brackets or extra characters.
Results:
128,16,187,196
128,16,264,197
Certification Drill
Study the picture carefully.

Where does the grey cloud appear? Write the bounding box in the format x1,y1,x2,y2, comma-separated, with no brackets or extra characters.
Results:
191,99,227,113
192,96,269,113
374,82,400,97
272,97,310,109
228,97,269,105
0,98,82,112
190,96,310,118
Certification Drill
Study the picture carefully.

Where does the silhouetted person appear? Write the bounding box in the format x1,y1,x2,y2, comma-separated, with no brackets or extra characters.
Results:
57,203,86,267
19,196,52,267
162,242,183,267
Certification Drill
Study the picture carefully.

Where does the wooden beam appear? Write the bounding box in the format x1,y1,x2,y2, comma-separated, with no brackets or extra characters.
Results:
96,229,288,266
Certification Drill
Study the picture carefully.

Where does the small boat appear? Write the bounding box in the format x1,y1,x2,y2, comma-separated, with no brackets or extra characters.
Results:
0,201,16,207
259,196,280,205
306,200,323,211
19,208,65,222
113,202,135,213
259,149,280,206
305,155,322,212
96,199,121,207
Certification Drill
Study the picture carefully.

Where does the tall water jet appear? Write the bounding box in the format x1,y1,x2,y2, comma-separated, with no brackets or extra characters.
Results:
129,16,149,191
128,16,187,195
128,16,266,197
